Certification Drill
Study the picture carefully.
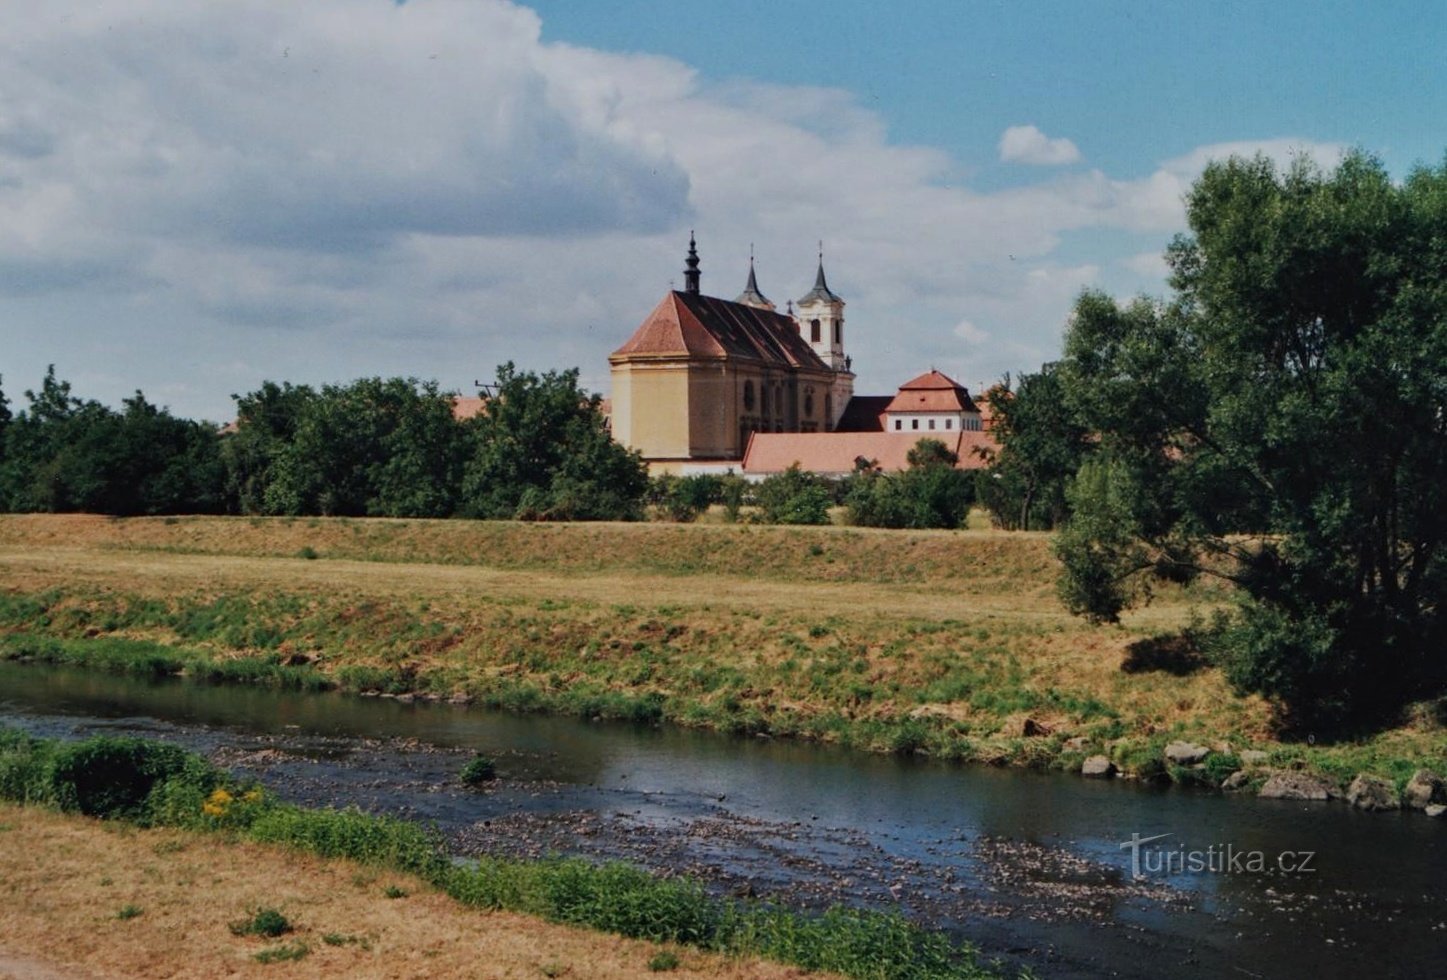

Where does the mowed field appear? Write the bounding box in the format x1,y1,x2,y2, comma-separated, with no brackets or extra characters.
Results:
1,514,1441,783
0,803,818,980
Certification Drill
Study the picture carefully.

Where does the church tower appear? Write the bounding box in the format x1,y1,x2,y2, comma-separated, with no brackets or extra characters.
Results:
734,252,775,311
794,248,854,429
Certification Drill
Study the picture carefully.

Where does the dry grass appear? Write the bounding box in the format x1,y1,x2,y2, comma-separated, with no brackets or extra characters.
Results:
0,803,819,980
0,515,1263,756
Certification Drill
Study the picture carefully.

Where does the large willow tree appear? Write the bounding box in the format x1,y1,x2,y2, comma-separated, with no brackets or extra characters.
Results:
1055,151,1447,729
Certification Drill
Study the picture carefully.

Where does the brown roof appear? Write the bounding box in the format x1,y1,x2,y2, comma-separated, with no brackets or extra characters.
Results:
882,369,979,415
743,430,995,476
451,396,487,420
833,395,892,433
611,291,829,371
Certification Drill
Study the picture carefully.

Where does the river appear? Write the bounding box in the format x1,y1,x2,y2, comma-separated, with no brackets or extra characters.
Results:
1,661,1441,978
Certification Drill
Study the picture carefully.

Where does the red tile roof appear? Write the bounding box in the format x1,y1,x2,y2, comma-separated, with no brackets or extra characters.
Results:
451,396,487,420
611,291,829,371
882,369,979,415
743,430,995,476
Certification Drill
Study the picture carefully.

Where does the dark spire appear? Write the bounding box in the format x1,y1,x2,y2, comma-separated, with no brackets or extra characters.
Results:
683,231,701,295
734,246,773,308
797,241,842,305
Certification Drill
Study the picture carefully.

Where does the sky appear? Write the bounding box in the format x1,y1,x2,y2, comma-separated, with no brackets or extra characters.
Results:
2,0,1444,422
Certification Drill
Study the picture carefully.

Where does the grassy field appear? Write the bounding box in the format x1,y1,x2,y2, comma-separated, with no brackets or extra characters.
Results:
0,803,817,979
1,513,1443,792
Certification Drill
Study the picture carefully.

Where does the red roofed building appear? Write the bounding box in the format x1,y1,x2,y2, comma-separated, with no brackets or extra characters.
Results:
609,236,854,472
881,370,983,435
608,236,996,477
743,430,994,478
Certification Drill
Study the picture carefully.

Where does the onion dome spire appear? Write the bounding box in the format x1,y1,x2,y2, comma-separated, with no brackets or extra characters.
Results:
683,231,701,294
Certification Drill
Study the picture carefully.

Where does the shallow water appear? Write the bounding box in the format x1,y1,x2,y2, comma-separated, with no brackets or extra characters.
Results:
2,661,1442,978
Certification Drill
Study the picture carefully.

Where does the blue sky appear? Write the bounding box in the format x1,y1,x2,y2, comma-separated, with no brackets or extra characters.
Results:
2,1,1442,420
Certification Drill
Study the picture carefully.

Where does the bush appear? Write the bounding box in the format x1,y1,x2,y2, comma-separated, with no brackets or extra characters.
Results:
648,474,723,522
845,440,974,529
459,755,497,787
753,466,831,525
230,907,292,938
43,737,198,821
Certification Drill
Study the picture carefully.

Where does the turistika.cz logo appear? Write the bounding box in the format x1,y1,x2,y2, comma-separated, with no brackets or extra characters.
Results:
1119,833,1316,877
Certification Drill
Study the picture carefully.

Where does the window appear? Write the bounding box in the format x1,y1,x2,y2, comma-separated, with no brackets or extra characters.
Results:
894,419,902,431
911,419,919,430
804,393,814,417
833,322,841,346
760,384,769,415
810,319,821,343
945,418,953,430
928,419,936,430
743,380,755,411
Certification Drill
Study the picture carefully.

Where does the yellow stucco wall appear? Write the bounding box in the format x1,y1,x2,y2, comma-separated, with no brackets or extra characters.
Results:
609,362,692,459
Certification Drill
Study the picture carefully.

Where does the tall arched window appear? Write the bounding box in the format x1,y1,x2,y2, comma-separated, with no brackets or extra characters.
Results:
743,380,755,411
810,319,821,343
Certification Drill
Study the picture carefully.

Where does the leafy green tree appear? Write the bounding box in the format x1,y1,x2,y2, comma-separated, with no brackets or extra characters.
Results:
977,367,1092,530
460,363,647,521
224,378,465,517
648,473,721,522
221,381,317,515
1054,150,1447,729
753,464,832,525
846,439,974,529
0,377,10,451
0,368,223,515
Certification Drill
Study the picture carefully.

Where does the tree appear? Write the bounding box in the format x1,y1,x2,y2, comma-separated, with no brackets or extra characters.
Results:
0,368,223,515
221,381,317,515
977,367,1092,530
224,378,466,517
1054,150,1447,729
460,363,647,521
847,438,975,529
753,464,832,525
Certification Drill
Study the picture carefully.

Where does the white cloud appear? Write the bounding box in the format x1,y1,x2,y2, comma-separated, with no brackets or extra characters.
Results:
1122,250,1170,280
953,319,990,344
998,125,1082,166
0,2,1362,421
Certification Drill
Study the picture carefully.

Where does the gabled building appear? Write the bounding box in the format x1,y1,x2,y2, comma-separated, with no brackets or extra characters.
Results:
881,370,983,434
608,236,854,473
742,370,991,478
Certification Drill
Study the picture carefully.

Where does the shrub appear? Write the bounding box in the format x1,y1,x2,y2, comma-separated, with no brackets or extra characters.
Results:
460,755,498,787
43,737,197,821
230,907,292,938
648,950,680,972
753,466,831,525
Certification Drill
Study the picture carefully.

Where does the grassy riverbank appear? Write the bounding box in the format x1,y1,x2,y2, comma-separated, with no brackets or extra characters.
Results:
1,514,1444,797
0,730,1002,979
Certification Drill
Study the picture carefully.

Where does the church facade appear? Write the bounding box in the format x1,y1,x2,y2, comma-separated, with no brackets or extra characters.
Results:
609,236,992,477
608,236,856,472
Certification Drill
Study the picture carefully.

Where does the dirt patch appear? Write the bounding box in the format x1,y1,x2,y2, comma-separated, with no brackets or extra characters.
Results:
0,804,819,979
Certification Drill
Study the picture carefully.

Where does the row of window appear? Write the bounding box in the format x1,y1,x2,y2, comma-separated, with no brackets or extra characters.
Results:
891,416,980,432
742,381,827,420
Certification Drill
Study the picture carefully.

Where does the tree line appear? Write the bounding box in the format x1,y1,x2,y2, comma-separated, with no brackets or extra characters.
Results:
0,362,977,529
978,150,1447,731
0,363,647,521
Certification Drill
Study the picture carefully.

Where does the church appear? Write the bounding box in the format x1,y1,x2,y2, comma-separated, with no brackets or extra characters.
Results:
608,236,991,476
